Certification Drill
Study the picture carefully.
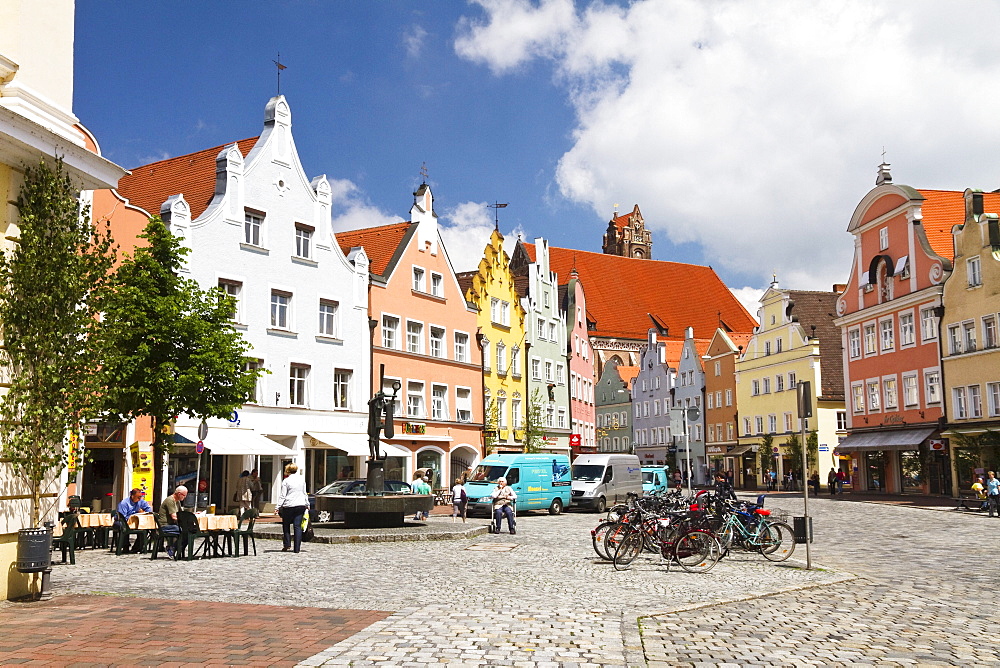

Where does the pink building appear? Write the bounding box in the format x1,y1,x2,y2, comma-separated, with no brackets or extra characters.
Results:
337,184,483,489
562,269,596,457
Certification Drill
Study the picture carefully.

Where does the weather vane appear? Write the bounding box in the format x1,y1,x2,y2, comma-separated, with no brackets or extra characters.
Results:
488,201,508,230
272,53,287,95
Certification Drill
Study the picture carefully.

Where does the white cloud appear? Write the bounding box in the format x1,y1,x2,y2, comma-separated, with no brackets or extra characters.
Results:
729,286,766,323
440,200,526,273
455,0,1000,291
404,24,429,60
328,178,400,232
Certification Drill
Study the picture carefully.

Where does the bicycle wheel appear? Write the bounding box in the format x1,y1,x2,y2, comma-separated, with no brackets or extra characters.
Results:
591,521,615,560
759,521,795,562
613,531,643,571
603,522,632,561
674,530,721,574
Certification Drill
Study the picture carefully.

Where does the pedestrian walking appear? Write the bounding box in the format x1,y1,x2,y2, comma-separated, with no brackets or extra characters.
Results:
836,469,846,494
412,473,431,520
235,470,253,512
249,468,264,511
275,463,308,553
452,477,468,523
809,471,820,497
828,468,838,495
986,471,1000,517
673,469,682,490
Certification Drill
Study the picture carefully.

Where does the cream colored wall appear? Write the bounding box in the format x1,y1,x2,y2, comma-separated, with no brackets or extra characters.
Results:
0,0,75,112
0,533,39,600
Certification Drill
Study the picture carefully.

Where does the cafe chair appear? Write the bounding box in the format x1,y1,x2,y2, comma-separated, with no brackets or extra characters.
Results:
177,511,211,560
113,512,146,555
93,513,113,550
74,514,96,550
149,514,181,560
51,513,79,565
232,508,258,557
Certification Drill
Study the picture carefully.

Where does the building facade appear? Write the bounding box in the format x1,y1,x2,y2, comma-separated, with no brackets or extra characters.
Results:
596,361,637,453
602,204,652,259
562,269,597,458
703,328,753,487
833,166,957,495
336,184,484,490
117,96,372,505
672,328,711,485
632,330,674,467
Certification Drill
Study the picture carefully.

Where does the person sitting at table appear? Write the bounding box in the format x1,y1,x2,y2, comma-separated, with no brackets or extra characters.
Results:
157,486,187,558
116,488,153,553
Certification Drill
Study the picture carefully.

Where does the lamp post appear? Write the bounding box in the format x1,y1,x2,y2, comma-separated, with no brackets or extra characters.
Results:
671,405,700,495
797,380,812,570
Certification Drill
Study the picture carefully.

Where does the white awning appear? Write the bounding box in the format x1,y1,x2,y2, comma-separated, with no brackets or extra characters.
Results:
305,431,371,457
379,441,413,457
174,427,292,457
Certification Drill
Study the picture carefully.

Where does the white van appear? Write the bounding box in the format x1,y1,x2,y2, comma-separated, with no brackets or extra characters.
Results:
570,454,643,512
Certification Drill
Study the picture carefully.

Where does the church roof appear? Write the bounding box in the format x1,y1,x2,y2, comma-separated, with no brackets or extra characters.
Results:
117,137,259,219
519,243,757,342
335,222,412,276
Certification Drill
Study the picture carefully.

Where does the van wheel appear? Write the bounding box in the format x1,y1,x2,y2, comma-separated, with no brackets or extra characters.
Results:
594,497,606,514
548,498,563,515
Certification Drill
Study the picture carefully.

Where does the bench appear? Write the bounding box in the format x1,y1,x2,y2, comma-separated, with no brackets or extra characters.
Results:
954,489,985,511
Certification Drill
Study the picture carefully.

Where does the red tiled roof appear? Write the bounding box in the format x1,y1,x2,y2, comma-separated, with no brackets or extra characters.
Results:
617,365,639,389
335,222,412,276
916,189,1000,260
521,244,757,341
117,138,259,219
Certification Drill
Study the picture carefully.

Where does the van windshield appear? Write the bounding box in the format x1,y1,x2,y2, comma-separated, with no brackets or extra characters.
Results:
469,465,507,483
642,472,654,484
573,465,605,482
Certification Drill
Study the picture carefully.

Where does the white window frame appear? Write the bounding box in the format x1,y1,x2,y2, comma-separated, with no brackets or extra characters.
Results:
953,386,968,419
318,299,339,337
454,331,469,363
289,364,309,407
883,376,898,410
406,320,424,355
429,326,446,359
863,322,877,355
852,383,865,414
333,369,351,410
431,384,448,420
382,314,400,350
867,379,881,412
456,387,473,423
899,311,915,347
430,272,443,297
968,384,982,419
294,224,313,259
244,210,264,247
270,290,291,330
987,381,1000,418
968,255,982,288
412,266,426,293
848,327,861,359
902,373,919,408
218,278,243,323
407,381,426,418
920,306,939,342
925,368,941,404
879,317,895,352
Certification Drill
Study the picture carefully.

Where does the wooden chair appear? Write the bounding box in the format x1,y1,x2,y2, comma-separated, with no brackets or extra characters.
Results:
51,513,79,565
232,508,258,557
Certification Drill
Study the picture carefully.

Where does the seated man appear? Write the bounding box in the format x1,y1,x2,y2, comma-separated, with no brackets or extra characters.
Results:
116,488,153,552
157,486,187,557
490,477,517,535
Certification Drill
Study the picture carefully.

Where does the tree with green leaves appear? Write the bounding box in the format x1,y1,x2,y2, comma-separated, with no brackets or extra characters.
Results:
522,388,549,454
784,433,802,477
758,433,774,483
0,159,116,527
806,429,819,472
99,217,262,502
483,397,500,453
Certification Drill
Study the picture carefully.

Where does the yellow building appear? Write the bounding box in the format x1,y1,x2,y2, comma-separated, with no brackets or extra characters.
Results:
736,283,846,488
1,0,125,599
457,229,527,452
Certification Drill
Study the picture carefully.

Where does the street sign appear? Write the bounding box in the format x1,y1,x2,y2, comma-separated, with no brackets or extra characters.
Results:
195,440,205,454
198,420,208,440
687,406,701,422
570,434,581,446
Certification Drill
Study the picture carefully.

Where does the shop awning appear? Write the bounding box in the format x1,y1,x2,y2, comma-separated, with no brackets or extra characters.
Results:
378,441,413,457
725,445,753,456
836,427,936,452
305,431,371,457
173,427,292,456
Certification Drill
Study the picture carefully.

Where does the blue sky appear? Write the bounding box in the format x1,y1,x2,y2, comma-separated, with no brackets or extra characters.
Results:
74,1,1000,312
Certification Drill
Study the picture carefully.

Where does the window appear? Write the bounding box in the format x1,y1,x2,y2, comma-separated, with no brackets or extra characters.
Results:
727,423,735,440
755,416,764,434
430,327,445,359
879,226,888,250
636,403,642,418
537,318,545,339
244,359,263,403
556,364,565,384
987,382,1000,417
498,397,508,428
883,377,898,410
963,321,977,352
543,291,550,308
837,411,847,430
715,390,722,407
921,307,939,341
968,256,982,287
218,279,242,322
482,340,490,371
289,365,309,407
903,374,918,407
969,385,982,419
430,272,443,297
752,379,760,396
863,324,877,354
318,299,338,337
546,406,554,428
743,417,752,436
953,387,968,419
768,414,777,433
295,224,313,259
880,318,894,351
852,384,865,413
899,312,915,346
984,316,999,349
558,408,566,429
545,361,553,382
776,374,784,392
783,413,793,432
407,382,425,417
511,397,522,428
764,341,771,356
531,358,541,380
407,321,423,354
948,324,962,355
776,338,783,353
725,389,732,406
707,393,714,409
867,381,881,412
548,322,557,342
788,371,796,388
763,377,771,394
496,342,506,374
715,361,721,376
925,370,941,404
511,347,520,377
454,332,469,362
270,291,290,329
412,267,426,292
333,369,351,409
432,385,448,420
382,315,399,349
244,211,263,246
848,328,861,358
456,388,473,422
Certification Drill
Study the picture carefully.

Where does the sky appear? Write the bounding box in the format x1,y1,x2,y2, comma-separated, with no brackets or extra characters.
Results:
74,1,1000,316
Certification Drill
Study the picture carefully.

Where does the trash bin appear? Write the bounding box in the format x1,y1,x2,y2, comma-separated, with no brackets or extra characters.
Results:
16,527,52,573
792,516,813,544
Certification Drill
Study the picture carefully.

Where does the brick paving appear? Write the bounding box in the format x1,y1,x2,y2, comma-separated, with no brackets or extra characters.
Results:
0,594,389,666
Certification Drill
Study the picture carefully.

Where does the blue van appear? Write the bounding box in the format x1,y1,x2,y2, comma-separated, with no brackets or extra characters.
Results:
642,466,671,496
465,453,572,516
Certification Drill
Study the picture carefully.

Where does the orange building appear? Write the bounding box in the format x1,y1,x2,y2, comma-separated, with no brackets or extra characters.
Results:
337,184,483,489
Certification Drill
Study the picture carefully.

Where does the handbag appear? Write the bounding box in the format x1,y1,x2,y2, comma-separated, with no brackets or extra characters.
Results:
300,513,314,542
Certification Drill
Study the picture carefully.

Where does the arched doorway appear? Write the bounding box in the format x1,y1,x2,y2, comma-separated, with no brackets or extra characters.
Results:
450,444,480,484
416,447,446,490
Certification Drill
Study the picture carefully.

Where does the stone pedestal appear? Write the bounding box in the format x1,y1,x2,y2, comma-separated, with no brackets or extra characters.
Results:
366,458,385,496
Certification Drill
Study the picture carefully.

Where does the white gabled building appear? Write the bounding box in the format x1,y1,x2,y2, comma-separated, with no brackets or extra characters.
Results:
116,96,371,507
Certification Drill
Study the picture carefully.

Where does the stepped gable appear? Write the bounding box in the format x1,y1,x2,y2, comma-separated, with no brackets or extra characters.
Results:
787,290,844,401
520,244,756,341
335,222,412,276
117,137,258,219
916,189,1000,260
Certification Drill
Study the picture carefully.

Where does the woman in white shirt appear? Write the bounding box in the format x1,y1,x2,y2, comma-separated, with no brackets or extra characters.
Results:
451,477,467,523
275,463,309,552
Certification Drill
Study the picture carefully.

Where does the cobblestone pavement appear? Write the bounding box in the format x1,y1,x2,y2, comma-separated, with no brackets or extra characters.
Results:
640,494,1000,667
40,507,841,666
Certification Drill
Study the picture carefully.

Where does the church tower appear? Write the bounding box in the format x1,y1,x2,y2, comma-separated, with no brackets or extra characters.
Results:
602,204,652,259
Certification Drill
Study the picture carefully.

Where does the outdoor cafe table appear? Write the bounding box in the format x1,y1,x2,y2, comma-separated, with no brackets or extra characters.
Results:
76,513,114,548
127,514,156,530
194,514,238,558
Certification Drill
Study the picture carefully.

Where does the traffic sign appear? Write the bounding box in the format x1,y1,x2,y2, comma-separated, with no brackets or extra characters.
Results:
198,420,208,440
195,440,205,454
